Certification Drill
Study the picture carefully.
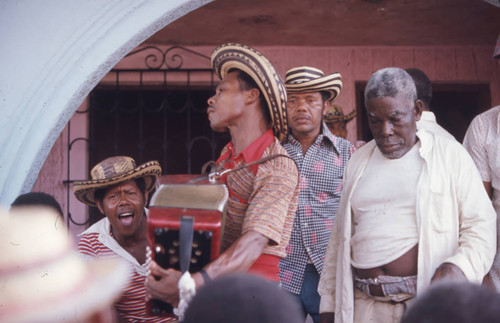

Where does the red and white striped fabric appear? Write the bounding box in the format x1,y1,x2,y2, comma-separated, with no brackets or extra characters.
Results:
78,218,176,322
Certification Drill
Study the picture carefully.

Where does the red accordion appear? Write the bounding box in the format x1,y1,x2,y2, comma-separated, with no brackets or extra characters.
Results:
146,174,228,316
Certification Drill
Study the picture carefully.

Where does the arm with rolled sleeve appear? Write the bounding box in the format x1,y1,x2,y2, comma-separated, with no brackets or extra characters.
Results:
242,155,299,248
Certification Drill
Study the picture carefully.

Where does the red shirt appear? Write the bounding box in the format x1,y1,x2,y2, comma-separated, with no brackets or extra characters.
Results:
216,130,299,280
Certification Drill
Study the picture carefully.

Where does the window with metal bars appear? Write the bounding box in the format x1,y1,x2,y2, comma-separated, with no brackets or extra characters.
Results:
85,46,230,225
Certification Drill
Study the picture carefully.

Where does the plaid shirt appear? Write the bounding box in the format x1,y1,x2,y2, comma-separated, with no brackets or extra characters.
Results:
279,124,354,294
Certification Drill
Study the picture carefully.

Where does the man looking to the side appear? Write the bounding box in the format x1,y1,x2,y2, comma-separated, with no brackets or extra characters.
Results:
318,67,496,323
279,66,354,323
146,43,299,309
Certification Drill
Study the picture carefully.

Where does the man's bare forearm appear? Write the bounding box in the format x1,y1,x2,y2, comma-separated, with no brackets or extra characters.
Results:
203,230,269,280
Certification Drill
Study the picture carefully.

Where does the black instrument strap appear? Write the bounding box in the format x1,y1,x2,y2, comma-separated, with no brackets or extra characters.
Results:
179,216,194,274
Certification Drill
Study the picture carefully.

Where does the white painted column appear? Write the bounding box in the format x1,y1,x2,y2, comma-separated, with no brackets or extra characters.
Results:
0,0,213,206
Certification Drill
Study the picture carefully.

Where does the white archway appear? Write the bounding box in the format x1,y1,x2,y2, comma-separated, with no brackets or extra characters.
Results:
0,0,212,205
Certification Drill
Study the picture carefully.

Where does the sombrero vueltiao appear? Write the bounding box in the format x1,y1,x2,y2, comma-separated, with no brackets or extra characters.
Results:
0,208,129,322
211,43,289,142
73,156,162,207
285,66,342,103
324,103,357,123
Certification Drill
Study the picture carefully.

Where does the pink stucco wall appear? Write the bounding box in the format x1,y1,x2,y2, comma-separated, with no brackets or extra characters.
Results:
33,100,89,237
33,44,500,239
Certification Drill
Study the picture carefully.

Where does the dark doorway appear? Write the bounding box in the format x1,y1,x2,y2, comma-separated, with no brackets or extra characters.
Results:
355,82,491,143
431,84,491,142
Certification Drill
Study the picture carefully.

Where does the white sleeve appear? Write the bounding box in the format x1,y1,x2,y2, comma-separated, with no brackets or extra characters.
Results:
463,116,491,182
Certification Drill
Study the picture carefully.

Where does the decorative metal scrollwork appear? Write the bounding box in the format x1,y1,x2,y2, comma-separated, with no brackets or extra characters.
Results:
124,45,211,70
66,45,219,231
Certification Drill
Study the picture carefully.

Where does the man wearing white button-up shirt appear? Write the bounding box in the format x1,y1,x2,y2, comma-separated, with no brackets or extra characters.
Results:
318,67,496,323
464,105,500,290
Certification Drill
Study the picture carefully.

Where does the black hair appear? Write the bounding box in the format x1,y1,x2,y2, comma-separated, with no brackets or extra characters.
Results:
401,281,500,323
94,177,147,205
183,273,303,323
228,68,271,124
11,192,63,216
320,91,331,104
405,68,432,109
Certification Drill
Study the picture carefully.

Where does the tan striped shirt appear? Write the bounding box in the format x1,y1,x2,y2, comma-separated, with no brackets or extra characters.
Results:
217,130,299,258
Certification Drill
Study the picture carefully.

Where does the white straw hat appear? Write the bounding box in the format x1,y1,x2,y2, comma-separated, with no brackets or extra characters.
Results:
0,207,129,322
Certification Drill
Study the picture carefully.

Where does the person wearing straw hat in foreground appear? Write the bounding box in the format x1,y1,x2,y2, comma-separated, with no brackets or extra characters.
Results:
73,156,174,322
278,66,354,323
0,207,129,323
146,43,299,310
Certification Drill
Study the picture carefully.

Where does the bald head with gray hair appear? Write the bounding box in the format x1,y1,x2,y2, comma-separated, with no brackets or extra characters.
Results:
364,67,417,107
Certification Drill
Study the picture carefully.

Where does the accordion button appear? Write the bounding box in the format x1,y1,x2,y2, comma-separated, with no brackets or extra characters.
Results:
154,245,165,254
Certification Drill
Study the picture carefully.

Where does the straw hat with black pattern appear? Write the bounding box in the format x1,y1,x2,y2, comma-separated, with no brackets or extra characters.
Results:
211,43,289,142
324,103,357,123
285,66,342,103
73,156,162,207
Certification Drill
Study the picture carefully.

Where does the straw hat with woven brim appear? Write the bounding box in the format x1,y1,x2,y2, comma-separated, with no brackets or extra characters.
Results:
285,66,342,103
73,156,162,207
324,103,357,123
0,207,129,323
211,43,289,142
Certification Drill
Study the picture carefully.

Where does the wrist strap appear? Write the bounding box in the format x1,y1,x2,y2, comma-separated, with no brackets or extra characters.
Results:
200,269,211,284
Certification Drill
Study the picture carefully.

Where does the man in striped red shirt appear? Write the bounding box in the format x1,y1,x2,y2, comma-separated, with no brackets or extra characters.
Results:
74,156,175,322
146,43,299,309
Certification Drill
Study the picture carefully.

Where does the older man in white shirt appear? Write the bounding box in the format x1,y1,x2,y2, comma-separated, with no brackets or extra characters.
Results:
318,68,496,323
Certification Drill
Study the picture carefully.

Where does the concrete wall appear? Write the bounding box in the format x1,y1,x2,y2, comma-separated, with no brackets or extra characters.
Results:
0,0,213,209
